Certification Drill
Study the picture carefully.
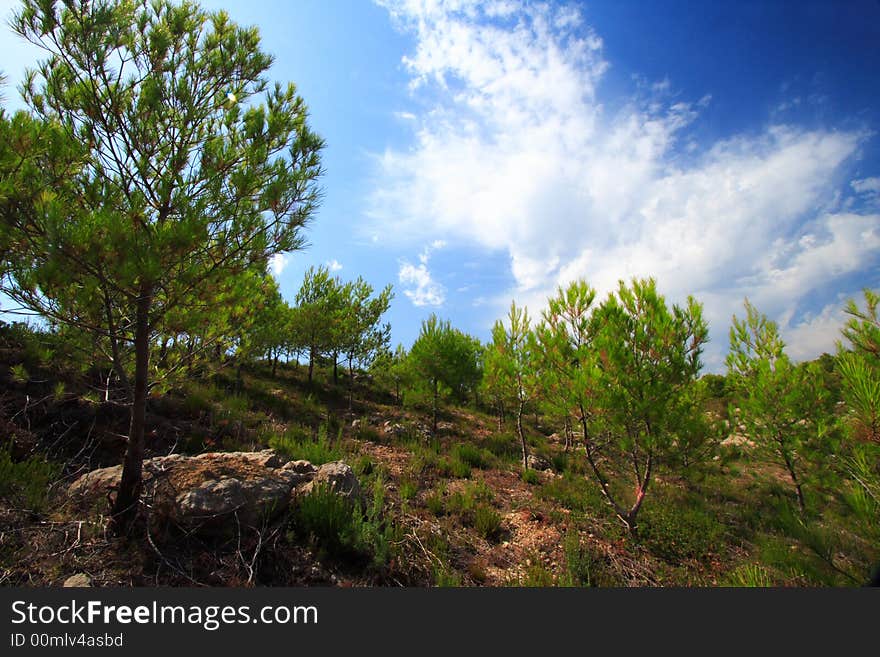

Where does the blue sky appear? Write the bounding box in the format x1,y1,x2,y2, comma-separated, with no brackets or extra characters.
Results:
2,0,879,370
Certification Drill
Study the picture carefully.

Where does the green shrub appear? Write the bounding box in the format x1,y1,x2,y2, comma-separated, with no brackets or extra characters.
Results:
473,505,503,542
292,479,399,567
452,443,491,470
446,489,476,516
437,456,471,479
399,479,419,502
353,454,374,476
522,469,541,485
724,563,773,587
0,446,60,512
560,530,593,587
425,488,445,516
551,452,569,473
433,567,462,587
292,485,364,559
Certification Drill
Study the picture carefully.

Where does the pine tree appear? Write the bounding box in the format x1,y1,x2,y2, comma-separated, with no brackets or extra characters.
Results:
2,0,323,529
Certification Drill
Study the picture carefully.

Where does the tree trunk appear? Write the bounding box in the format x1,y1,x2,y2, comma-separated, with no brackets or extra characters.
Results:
333,351,338,385
111,288,152,531
272,350,278,377
348,356,354,411
517,397,528,471
308,346,315,383
624,453,653,536
577,405,629,526
432,379,438,435
102,282,130,397
781,447,806,513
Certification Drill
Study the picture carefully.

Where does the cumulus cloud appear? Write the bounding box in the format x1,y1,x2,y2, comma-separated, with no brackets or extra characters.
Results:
399,242,446,306
327,259,343,272
370,0,880,367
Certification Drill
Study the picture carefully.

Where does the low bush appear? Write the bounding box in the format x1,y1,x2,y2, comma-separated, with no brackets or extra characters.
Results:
473,505,503,542
0,445,59,513
452,443,492,470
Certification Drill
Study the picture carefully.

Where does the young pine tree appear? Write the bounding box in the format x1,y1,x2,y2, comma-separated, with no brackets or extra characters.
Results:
2,1,324,528
727,300,831,514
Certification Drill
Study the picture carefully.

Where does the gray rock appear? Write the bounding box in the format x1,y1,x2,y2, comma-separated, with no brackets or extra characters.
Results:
68,449,360,532
299,461,361,502
527,454,552,471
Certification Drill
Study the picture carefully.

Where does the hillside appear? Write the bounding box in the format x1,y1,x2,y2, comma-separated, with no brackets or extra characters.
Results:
1,324,876,587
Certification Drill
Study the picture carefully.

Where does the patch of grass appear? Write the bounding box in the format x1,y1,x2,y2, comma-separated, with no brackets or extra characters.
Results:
0,445,59,513
354,422,383,444
638,501,727,563
513,560,556,587
537,473,602,512
484,432,519,461
409,445,439,476
269,423,343,464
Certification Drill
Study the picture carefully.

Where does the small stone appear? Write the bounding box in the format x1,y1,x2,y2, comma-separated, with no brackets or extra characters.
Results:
63,573,91,587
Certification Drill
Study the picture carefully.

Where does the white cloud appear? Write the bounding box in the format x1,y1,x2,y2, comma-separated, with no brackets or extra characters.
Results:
327,259,343,272
782,302,848,362
270,253,289,277
370,0,880,367
852,177,880,194
852,177,880,207
398,243,446,306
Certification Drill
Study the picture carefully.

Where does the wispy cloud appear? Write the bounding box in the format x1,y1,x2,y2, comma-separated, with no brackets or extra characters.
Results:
398,242,446,307
326,259,343,272
370,0,880,367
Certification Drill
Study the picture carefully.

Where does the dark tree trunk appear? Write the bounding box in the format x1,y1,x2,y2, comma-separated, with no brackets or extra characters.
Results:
272,350,278,377
577,404,630,529
781,446,806,513
348,356,354,411
102,283,130,396
111,288,151,531
308,346,315,383
333,351,338,385
432,379,438,435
